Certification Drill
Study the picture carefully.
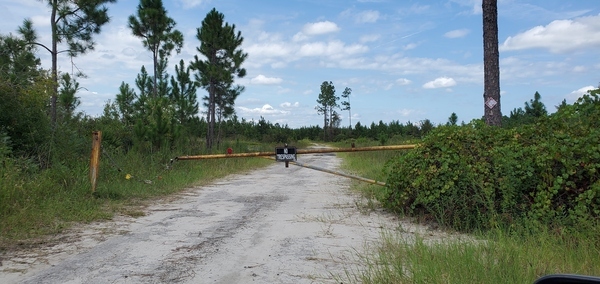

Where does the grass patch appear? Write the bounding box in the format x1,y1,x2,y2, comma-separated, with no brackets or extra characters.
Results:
334,138,411,202
345,228,600,284
0,143,274,249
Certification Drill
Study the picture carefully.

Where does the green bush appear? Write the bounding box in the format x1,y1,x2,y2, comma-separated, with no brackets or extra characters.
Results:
384,92,600,232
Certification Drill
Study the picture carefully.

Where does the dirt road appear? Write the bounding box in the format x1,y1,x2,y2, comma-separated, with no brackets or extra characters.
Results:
2,150,432,283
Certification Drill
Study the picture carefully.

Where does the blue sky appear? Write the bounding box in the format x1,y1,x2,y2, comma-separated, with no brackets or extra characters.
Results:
1,0,599,128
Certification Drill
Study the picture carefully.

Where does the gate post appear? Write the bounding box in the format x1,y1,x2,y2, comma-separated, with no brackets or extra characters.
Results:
90,131,102,193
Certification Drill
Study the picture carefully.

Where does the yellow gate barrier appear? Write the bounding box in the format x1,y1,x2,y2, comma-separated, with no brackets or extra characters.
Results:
176,144,416,186
176,145,416,160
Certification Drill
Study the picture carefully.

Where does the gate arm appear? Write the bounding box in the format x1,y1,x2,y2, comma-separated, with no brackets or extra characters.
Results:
177,151,274,160
265,157,386,186
176,144,417,161
296,144,416,154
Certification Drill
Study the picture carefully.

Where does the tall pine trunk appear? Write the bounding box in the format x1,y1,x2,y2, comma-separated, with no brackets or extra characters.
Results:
483,0,502,126
323,110,328,141
152,50,158,98
207,81,215,150
216,108,223,149
50,0,58,125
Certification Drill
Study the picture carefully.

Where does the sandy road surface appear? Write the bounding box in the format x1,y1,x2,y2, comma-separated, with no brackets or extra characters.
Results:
2,150,435,284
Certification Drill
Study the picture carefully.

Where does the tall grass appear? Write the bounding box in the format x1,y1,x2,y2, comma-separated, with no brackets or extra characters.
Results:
346,228,600,284
0,141,275,248
334,137,412,201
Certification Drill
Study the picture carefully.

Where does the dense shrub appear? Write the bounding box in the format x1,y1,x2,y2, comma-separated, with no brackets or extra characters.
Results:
384,92,600,232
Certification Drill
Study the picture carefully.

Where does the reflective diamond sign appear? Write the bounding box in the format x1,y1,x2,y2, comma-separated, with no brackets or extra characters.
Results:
486,98,498,109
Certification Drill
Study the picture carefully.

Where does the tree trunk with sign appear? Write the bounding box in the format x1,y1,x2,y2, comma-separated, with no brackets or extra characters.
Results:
482,0,502,126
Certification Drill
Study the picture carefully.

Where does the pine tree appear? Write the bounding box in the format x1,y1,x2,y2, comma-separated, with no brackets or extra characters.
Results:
447,112,458,126
0,34,50,156
191,8,247,151
316,81,339,140
18,0,116,124
58,73,81,119
170,60,199,127
341,87,352,129
524,91,547,118
116,82,137,126
128,0,183,97
0,34,41,87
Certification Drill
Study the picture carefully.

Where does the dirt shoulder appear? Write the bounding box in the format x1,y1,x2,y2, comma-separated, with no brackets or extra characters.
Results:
1,150,439,284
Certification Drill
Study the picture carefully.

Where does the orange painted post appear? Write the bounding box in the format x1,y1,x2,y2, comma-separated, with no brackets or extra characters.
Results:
90,131,102,193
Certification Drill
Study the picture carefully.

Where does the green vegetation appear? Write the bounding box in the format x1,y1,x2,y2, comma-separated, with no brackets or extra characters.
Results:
1,8,288,246
0,136,273,247
337,88,600,283
336,136,416,202
384,91,600,232
348,229,600,284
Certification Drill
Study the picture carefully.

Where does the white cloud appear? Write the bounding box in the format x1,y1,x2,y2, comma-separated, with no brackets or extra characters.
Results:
178,0,208,8
245,42,291,58
122,47,137,57
238,104,288,115
404,43,418,50
423,77,457,89
243,34,296,69
444,29,470,38
30,15,50,27
293,21,340,42
396,78,412,85
500,15,600,53
297,41,368,57
251,74,283,85
302,21,340,36
567,85,595,101
280,102,300,108
292,33,308,42
356,10,380,23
